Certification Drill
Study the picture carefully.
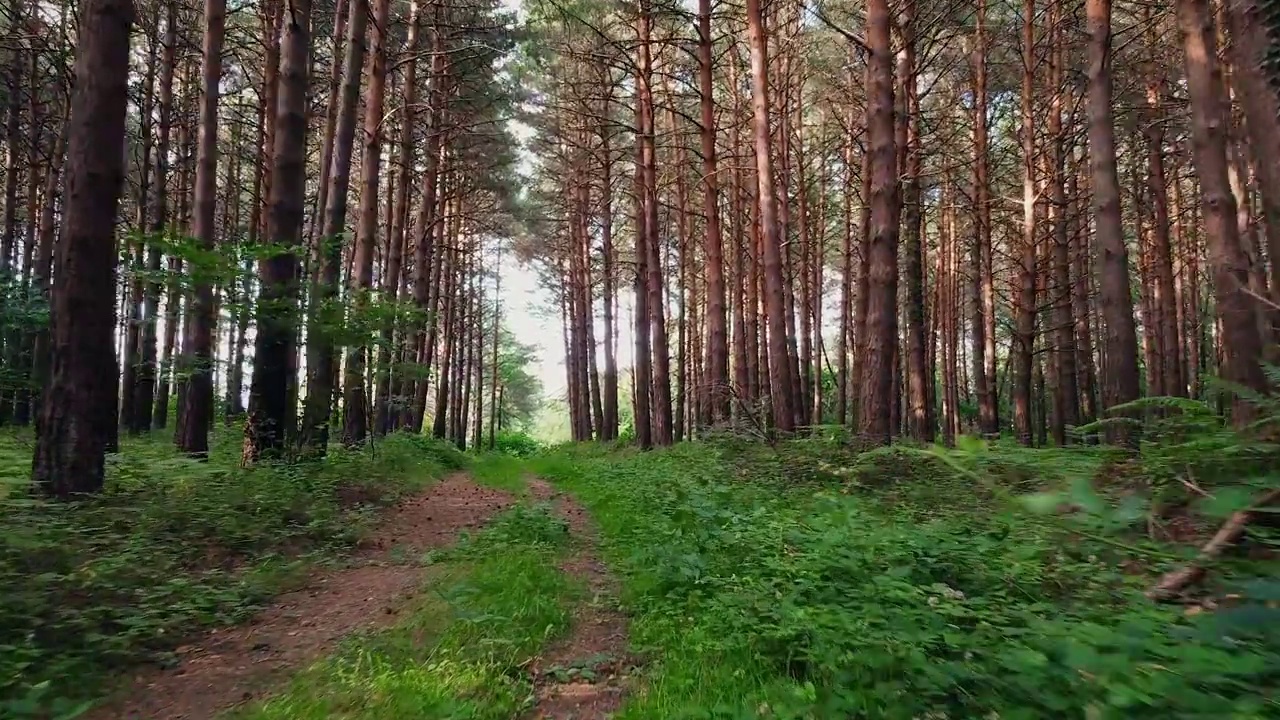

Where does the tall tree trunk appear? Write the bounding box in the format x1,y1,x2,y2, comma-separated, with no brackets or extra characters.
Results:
837,115,856,425
599,106,618,440
637,3,672,445
175,0,227,457
1224,0,1280,344
1143,13,1184,397
343,0,390,445
858,0,898,445
1177,0,1268,420
134,1,176,433
1013,0,1038,446
971,0,998,437
244,0,310,463
302,0,367,452
1085,0,1141,443
1049,2,1079,443
698,0,729,426
375,0,418,436
121,39,156,432
745,0,795,434
32,0,134,497
900,3,931,443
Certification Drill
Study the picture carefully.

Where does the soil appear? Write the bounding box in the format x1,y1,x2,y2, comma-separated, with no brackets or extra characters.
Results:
85,473,514,720
525,478,631,720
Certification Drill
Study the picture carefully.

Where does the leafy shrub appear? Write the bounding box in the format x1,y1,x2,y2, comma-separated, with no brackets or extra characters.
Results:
492,431,543,458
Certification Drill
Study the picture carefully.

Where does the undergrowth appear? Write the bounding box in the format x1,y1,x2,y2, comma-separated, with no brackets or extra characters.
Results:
236,500,575,720
532,437,1280,719
0,428,466,717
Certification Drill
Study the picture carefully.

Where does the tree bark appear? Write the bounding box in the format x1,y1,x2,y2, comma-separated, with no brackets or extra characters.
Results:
343,0,390,445
745,0,795,434
175,0,227,457
1085,0,1141,443
32,0,134,497
244,0,310,463
1176,0,1268,420
858,0,898,445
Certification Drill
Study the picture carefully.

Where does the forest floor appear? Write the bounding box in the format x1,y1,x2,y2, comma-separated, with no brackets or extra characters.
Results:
10,432,1279,718
85,459,631,720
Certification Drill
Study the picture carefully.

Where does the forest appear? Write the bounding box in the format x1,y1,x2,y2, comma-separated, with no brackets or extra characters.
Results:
1,0,1279,715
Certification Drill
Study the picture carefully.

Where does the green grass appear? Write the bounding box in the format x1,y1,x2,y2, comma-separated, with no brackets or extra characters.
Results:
531,441,1280,720
0,427,468,718
469,451,531,493
234,500,576,719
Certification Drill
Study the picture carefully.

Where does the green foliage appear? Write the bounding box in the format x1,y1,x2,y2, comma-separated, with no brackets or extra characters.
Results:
0,429,456,715
492,430,543,457
237,504,574,720
533,442,1279,719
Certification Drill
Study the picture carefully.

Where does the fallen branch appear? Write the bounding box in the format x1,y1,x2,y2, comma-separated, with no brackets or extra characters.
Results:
1147,487,1280,602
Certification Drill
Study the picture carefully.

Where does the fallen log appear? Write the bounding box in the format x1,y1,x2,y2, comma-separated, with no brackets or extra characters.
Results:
1147,487,1280,601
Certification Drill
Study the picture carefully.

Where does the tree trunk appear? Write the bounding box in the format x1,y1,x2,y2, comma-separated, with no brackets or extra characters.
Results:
134,2,176,433
1177,0,1268,420
698,0,729,426
1085,0,1141,443
971,0,998,437
857,0,898,445
302,0,367,453
1224,0,1280,345
32,0,134,497
244,0,310,463
1012,0,1038,446
342,0,390,445
745,0,795,434
175,0,227,457
900,3,931,443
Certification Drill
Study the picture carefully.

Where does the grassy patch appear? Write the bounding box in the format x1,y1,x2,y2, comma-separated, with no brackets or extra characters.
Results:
532,442,1280,719
0,429,465,717
235,502,575,719
469,451,530,493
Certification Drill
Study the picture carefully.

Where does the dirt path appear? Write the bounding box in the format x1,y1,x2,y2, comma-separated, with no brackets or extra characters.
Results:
87,473,513,720
526,478,631,720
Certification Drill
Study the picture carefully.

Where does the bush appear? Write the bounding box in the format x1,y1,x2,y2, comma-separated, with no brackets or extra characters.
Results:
492,431,542,458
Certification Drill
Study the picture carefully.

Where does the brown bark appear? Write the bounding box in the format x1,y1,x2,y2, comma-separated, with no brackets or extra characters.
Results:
343,0,390,445
638,3,672,445
244,0,310,463
309,0,350,249
175,0,227,457
1013,0,1038,446
375,0,419,437
1224,0,1280,345
409,16,447,433
302,0,367,453
1049,2,1079,443
120,36,156,433
858,0,898,445
745,0,795,434
1085,0,1141,443
900,3,931,443
971,0,998,437
1136,9,1184,399
1176,0,1268,420
134,1,177,433
32,0,134,497
698,0,729,426
599,99,619,440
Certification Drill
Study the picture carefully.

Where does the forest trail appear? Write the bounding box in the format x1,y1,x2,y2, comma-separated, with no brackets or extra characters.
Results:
525,478,631,720
85,474,514,720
